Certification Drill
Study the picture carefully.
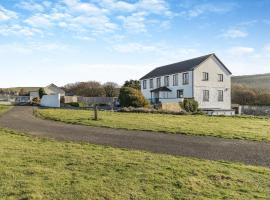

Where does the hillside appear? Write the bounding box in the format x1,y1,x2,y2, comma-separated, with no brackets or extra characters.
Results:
232,73,270,92
0,87,40,93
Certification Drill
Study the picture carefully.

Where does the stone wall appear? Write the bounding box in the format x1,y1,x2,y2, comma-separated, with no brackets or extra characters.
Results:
161,102,182,112
240,105,270,116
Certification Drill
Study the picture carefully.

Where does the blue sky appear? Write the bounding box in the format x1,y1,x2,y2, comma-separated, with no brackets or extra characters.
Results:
0,0,270,87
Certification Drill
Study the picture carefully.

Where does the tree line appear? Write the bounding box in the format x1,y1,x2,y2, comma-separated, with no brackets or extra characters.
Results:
232,84,270,106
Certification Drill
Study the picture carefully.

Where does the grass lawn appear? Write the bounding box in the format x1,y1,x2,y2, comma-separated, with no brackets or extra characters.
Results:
0,128,270,199
37,109,270,142
0,105,12,115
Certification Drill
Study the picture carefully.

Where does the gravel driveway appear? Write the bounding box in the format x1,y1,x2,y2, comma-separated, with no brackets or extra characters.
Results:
0,106,270,167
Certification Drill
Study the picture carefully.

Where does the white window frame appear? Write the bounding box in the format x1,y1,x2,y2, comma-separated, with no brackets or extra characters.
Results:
150,79,153,89
202,72,209,81
177,89,184,98
164,76,170,87
218,74,224,82
173,74,178,86
218,90,224,102
156,77,161,88
143,80,147,89
183,73,189,85
203,90,209,102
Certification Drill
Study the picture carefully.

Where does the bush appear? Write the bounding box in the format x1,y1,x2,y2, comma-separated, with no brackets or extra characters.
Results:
119,107,187,115
31,97,40,105
119,87,149,108
67,102,80,107
181,99,199,113
38,88,46,99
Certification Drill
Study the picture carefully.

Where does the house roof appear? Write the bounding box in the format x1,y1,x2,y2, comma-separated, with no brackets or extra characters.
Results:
150,86,172,93
140,54,232,80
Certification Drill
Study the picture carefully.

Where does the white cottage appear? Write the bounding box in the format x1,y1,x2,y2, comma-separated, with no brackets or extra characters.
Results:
140,54,233,112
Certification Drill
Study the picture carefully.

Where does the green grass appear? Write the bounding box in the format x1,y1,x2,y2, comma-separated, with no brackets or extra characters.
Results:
0,105,12,115
37,109,270,142
0,128,270,199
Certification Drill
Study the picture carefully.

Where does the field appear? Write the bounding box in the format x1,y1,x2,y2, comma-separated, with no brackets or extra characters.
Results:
37,109,270,142
232,73,270,92
0,127,269,199
0,105,11,115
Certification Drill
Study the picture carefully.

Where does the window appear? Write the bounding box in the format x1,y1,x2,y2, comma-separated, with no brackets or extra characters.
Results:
177,90,184,98
183,73,189,85
203,90,209,102
156,77,161,88
218,74,223,82
164,76,170,87
143,80,147,89
202,72,209,81
173,74,178,86
218,90,224,102
150,79,153,89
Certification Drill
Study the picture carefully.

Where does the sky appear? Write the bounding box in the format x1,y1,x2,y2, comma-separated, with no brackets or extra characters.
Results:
0,0,270,88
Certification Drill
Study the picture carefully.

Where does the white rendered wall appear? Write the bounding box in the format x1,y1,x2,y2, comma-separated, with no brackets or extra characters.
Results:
193,56,231,109
141,71,193,101
40,94,61,108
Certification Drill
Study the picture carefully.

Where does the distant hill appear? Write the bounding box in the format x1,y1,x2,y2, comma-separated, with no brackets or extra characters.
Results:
232,73,270,92
0,87,40,93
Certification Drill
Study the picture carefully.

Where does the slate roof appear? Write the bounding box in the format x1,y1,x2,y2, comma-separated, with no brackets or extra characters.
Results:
150,86,172,93
140,54,231,80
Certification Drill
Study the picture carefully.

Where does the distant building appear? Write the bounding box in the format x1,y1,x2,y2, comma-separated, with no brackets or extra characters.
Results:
44,84,65,97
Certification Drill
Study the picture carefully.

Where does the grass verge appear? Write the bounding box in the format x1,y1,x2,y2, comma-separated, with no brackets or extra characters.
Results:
0,105,12,115
37,109,270,142
0,127,270,199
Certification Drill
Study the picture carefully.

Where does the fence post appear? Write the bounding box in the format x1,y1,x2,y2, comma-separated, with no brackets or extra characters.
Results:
93,105,98,120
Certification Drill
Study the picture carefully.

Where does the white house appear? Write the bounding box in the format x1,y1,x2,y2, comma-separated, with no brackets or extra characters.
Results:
44,83,65,97
140,54,233,111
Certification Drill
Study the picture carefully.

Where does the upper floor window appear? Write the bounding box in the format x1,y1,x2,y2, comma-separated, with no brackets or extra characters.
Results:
203,90,209,102
183,73,189,85
164,76,170,87
143,80,147,89
218,90,224,102
202,72,209,81
218,74,224,82
150,79,154,89
173,74,178,86
156,77,161,88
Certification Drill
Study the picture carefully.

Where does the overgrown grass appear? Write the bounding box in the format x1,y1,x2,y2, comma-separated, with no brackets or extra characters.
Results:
0,127,269,199
37,109,270,142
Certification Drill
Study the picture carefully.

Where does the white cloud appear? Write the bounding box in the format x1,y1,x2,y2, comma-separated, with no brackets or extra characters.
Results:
0,5,18,21
181,3,235,18
227,46,254,56
113,42,157,53
221,29,248,38
263,44,270,53
63,0,106,15
118,12,147,33
24,14,52,27
0,24,42,37
17,1,45,12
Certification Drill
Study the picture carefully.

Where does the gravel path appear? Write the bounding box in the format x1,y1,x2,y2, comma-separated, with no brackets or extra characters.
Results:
1,106,270,167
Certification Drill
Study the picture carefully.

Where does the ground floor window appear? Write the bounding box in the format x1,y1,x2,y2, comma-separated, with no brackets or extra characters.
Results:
177,90,184,98
203,90,209,102
218,90,224,102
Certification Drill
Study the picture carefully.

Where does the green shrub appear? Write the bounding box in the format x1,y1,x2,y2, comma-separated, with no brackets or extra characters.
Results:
31,97,40,105
119,87,149,108
67,102,80,107
182,99,199,113
38,88,46,98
